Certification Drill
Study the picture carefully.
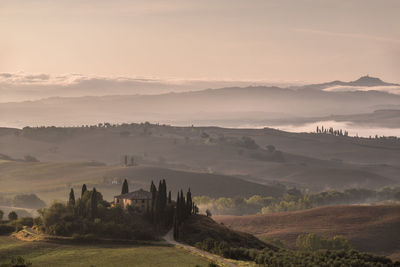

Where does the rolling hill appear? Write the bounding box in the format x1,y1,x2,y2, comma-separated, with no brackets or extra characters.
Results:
215,205,400,257
0,160,286,203
0,124,398,193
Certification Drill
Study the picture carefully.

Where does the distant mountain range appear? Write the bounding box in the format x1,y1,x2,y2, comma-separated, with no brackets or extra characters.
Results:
300,75,400,90
0,76,399,129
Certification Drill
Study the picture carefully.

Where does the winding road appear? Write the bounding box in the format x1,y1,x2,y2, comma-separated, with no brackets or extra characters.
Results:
163,229,238,267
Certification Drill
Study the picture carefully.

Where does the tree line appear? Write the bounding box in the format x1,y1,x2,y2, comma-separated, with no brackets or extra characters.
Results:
316,126,349,136
194,187,400,216
195,233,398,266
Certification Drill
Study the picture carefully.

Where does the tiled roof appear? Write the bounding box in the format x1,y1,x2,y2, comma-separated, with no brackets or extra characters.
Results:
115,189,152,199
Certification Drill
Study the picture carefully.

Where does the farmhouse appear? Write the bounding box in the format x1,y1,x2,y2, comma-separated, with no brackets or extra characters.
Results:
113,189,152,212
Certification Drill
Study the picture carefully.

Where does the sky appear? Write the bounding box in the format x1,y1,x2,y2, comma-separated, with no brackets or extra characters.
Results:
1,0,400,83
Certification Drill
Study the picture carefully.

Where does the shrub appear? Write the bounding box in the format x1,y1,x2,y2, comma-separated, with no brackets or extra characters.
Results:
296,233,352,251
8,212,18,221
0,224,15,235
23,155,39,162
7,217,34,232
0,256,32,267
193,233,394,266
241,136,259,149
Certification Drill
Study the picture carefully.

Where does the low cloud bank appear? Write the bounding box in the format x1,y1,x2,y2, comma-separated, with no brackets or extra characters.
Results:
323,85,400,95
0,72,291,103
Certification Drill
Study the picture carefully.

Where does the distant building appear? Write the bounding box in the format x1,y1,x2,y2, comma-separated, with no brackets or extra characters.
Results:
113,189,152,212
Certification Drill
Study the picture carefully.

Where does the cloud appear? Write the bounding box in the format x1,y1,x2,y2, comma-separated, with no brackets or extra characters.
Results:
0,72,164,86
323,85,400,95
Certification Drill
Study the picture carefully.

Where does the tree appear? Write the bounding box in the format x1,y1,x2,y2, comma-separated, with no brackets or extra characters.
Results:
168,191,172,204
23,155,39,162
150,181,157,221
266,145,276,153
0,209,3,221
174,192,181,239
159,180,167,213
154,180,167,223
179,190,185,221
68,188,75,206
176,192,181,222
121,179,129,195
8,211,18,221
186,188,193,216
81,184,87,197
173,206,179,239
241,136,259,149
3,256,32,267
90,188,98,218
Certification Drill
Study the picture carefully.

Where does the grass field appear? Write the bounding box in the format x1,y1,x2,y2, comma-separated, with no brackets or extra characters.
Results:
0,236,210,267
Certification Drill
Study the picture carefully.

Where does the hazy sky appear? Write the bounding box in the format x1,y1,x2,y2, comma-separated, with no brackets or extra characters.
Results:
1,0,399,83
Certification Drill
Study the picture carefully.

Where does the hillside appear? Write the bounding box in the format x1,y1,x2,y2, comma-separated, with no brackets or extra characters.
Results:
215,205,400,256
0,161,285,203
0,124,399,193
179,215,274,251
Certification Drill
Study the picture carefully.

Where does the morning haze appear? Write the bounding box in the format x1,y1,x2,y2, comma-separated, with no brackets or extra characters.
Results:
0,1,400,267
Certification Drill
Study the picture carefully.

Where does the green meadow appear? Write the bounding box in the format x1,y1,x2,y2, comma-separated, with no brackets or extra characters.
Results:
0,236,209,267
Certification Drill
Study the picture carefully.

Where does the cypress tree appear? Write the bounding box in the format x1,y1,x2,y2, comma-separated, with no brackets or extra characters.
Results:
161,180,165,207
160,179,167,212
150,181,157,221
179,190,185,221
155,180,162,220
68,188,75,206
176,192,181,224
121,179,129,194
150,181,157,200
173,208,179,239
91,188,98,218
158,180,162,197
168,191,172,204
81,184,87,197
186,188,192,216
